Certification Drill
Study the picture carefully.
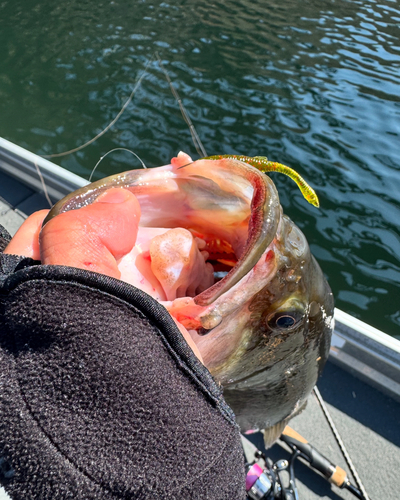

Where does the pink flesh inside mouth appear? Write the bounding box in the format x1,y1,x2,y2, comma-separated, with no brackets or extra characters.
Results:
113,151,253,348
117,223,238,339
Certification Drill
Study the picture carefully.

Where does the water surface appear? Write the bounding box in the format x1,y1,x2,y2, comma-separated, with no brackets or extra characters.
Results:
1,0,399,337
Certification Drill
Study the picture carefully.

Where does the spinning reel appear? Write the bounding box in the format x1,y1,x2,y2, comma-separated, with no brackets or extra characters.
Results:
244,427,368,500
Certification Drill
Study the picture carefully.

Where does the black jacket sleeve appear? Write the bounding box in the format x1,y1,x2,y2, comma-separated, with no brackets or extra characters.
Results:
0,226,246,500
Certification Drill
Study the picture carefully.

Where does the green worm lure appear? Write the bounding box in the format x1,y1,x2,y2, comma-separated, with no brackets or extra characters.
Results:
203,154,319,208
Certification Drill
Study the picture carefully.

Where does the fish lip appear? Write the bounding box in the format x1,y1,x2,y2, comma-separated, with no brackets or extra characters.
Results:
194,160,280,306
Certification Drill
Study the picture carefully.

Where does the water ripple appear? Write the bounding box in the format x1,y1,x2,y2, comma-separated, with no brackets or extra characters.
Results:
0,0,399,335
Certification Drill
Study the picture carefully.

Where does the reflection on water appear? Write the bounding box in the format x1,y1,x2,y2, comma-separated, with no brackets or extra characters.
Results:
0,0,399,336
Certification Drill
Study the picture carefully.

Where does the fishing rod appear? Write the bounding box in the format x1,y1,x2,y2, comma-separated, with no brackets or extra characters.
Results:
243,426,368,500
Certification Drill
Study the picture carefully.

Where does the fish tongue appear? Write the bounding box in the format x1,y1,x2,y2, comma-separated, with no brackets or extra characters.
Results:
118,226,214,303
149,228,214,301
117,227,169,300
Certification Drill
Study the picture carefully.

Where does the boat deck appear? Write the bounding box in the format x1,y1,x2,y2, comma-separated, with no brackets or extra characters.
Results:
245,361,400,500
0,139,399,500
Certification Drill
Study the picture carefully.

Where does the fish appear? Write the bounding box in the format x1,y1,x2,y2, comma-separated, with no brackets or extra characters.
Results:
44,151,334,446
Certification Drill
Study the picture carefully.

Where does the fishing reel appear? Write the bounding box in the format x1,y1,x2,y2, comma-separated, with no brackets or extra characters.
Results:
245,450,300,500
244,427,368,500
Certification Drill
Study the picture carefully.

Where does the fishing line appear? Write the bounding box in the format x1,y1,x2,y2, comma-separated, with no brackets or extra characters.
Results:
89,148,147,182
42,54,155,159
156,52,208,158
33,160,53,208
313,386,370,500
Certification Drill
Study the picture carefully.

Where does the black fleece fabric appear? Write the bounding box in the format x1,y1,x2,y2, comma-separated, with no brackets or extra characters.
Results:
0,226,246,499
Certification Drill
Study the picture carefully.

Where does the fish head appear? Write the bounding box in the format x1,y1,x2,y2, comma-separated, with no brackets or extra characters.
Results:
45,152,334,434
196,208,334,432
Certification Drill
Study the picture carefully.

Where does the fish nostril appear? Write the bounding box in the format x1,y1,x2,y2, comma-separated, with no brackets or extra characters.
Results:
198,327,214,336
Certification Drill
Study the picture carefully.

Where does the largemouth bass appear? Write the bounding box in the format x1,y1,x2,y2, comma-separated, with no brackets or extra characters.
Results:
45,152,334,444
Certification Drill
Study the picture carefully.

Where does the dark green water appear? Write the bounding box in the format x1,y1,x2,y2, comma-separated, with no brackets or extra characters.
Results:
1,0,399,337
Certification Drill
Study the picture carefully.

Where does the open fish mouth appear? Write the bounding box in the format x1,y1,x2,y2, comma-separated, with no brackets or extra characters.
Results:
45,152,281,314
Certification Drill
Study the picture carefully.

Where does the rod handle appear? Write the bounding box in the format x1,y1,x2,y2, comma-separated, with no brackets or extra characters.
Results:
281,426,348,488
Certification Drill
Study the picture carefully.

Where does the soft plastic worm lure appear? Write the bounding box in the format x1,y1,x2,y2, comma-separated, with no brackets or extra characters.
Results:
204,154,320,208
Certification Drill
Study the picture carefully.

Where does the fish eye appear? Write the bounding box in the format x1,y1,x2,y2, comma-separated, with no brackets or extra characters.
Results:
266,310,304,331
276,315,296,328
